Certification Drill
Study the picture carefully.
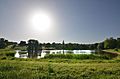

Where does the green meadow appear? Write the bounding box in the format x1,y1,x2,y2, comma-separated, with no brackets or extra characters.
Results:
0,49,120,79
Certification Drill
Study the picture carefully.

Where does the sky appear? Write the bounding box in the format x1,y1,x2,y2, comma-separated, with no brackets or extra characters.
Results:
0,0,120,43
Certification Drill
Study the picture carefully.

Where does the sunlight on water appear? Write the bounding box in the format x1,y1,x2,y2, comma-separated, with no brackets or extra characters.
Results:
15,50,95,58
37,52,47,58
14,50,20,58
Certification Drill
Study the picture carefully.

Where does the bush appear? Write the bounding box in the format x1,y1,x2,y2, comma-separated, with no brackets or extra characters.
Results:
1,57,7,60
0,49,15,57
6,52,15,57
44,54,112,60
114,48,118,51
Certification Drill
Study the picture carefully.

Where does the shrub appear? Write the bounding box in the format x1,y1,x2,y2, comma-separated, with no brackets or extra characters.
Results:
1,57,7,60
114,48,118,51
44,54,112,60
6,52,15,57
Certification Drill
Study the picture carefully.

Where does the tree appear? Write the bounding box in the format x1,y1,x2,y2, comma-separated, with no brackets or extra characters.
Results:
19,41,26,46
104,37,117,49
0,38,6,49
46,43,51,48
27,39,39,58
51,42,56,48
117,38,120,48
34,40,39,56
97,42,104,50
109,37,117,49
104,38,109,49
62,40,65,54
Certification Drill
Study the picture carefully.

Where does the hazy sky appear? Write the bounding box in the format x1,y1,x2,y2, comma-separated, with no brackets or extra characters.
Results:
0,0,120,43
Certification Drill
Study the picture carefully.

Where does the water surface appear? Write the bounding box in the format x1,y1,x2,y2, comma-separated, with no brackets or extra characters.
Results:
15,50,95,58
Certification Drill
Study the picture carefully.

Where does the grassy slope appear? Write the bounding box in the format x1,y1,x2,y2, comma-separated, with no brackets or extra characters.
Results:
103,49,120,54
0,59,120,79
0,49,15,57
0,48,120,79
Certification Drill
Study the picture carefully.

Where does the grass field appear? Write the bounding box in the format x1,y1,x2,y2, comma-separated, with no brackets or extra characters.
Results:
0,59,120,79
0,49,15,57
0,49,120,79
44,54,114,60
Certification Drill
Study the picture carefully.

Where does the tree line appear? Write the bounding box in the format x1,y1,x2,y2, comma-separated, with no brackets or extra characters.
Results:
104,37,120,49
0,37,120,50
0,38,17,49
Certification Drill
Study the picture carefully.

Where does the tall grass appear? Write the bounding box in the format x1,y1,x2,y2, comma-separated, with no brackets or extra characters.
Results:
0,60,120,79
44,54,113,60
0,49,15,57
14,46,27,51
1,49,120,78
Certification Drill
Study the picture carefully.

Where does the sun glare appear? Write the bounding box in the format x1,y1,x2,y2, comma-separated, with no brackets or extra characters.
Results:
31,11,52,32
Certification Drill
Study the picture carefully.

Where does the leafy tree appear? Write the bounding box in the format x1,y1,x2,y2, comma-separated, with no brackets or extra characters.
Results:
19,41,26,46
104,38,109,49
62,40,65,54
46,43,51,48
34,40,39,55
104,37,117,49
0,38,6,49
109,37,117,49
89,44,98,50
51,42,56,48
117,38,120,48
27,39,39,58
97,42,104,50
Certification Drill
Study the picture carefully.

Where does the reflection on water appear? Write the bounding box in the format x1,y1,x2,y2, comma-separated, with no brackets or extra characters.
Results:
14,50,20,58
14,50,28,58
38,52,47,58
15,50,95,58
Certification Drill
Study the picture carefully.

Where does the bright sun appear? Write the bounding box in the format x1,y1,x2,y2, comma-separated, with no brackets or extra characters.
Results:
31,12,52,32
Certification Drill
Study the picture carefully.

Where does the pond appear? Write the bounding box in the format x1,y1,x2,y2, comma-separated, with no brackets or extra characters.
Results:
15,50,95,58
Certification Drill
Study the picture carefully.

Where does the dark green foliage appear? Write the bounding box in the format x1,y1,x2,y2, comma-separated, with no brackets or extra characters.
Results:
104,37,117,49
97,42,104,50
42,42,99,50
45,43,51,48
0,38,6,49
114,48,118,51
0,49,15,57
103,37,120,51
44,54,112,60
1,57,6,60
27,39,39,58
117,38,120,48
1,37,120,51
11,44,16,49
0,64,18,71
41,37,120,50
18,41,26,46
62,40,65,54
0,38,18,49
48,64,54,75
5,52,14,57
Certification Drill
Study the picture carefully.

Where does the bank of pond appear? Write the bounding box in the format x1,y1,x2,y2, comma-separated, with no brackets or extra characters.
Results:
0,49,118,60
13,50,119,60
